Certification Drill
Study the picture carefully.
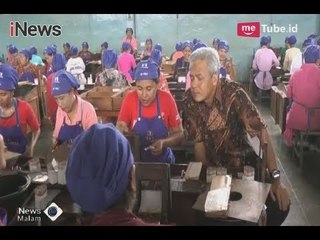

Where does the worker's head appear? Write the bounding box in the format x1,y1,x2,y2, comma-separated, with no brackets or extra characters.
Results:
134,59,160,106
67,123,135,214
52,70,79,112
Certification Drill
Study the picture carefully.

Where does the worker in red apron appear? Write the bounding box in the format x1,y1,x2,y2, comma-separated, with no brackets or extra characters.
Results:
51,70,97,148
0,64,40,169
117,59,183,163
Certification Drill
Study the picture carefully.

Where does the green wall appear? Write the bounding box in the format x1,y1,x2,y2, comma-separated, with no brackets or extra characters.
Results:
1,14,319,82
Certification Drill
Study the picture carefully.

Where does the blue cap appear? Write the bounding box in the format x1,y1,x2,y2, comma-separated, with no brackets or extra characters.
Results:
218,40,229,52
266,35,271,43
193,41,207,51
122,42,131,52
103,49,117,69
82,41,89,49
154,43,162,53
63,42,70,48
150,49,162,66
134,59,160,81
303,44,320,64
8,45,18,54
52,53,66,72
101,42,109,49
71,46,78,56
287,35,297,45
20,49,32,60
30,46,37,55
0,64,18,91
183,41,193,51
43,46,56,56
52,70,80,96
67,123,134,214
260,36,269,46
175,41,183,51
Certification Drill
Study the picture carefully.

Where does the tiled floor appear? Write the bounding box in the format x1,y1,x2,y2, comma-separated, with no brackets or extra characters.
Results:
256,100,320,226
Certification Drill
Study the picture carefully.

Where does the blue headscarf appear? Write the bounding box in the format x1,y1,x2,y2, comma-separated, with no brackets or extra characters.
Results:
150,49,162,66
193,38,200,45
154,43,162,53
182,41,193,51
218,40,230,52
266,35,271,44
0,64,18,91
43,46,56,56
8,45,18,54
52,53,66,72
175,41,183,51
193,41,207,51
20,49,32,60
30,46,37,55
71,46,78,56
103,49,117,69
122,42,131,52
67,123,134,214
303,44,320,64
135,59,160,81
52,70,80,96
260,36,269,46
287,35,297,45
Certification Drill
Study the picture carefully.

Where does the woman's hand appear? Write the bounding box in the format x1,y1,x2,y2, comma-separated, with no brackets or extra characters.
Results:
150,139,164,156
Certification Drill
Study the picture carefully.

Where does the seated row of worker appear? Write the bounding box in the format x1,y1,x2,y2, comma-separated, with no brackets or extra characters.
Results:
65,47,290,225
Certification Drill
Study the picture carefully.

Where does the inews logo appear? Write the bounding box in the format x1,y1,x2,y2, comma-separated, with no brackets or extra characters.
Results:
237,22,298,38
9,21,62,37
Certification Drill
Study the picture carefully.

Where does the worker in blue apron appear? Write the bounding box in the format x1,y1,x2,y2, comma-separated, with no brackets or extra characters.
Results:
0,64,41,169
217,40,237,81
116,59,184,163
51,70,97,148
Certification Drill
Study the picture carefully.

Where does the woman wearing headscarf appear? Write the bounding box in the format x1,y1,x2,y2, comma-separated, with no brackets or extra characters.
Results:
43,45,57,77
122,28,138,57
173,41,193,81
117,42,136,84
283,35,301,72
0,64,40,159
63,42,72,61
67,123,162,225
140,38,153,60
46,53,66,126
7,45,19,69
252,36,280,91
150,48,170,94
170,41,184,64
116,59,183,163
51,70,97,148
29,46,44,66
217,40,237,81
16,49,38,83
284,45,320,146
78,41,93,65
66,46,86,85
102,49,118,70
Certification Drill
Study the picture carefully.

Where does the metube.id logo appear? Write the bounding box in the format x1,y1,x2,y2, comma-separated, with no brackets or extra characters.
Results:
237,22,260,38
9,21,62,37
